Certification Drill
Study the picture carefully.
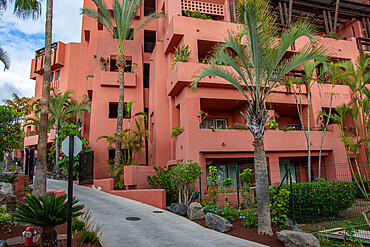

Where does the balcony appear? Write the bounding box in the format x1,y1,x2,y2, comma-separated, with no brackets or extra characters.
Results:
31,42,66,76
175,121,339,159
164,15,239,54
318,83,352,108
100,71,137,87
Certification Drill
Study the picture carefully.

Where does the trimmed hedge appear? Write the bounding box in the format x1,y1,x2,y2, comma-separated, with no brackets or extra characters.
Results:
272,180,356,222
291,181,356,218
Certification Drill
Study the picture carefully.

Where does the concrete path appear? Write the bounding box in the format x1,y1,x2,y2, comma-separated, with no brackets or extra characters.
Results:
47,179,267,247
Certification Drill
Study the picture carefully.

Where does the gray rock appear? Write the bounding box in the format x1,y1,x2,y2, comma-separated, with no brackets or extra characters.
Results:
338,211,348,219
292,224,303,232
277,230,320,247
170,203,188,216
0,182,14,195
187,202,205,220
205,213,233,233
0,191,5,202
286,217,294,227
0,240,9,247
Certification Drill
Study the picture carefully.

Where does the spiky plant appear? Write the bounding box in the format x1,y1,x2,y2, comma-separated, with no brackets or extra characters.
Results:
15,193,84,247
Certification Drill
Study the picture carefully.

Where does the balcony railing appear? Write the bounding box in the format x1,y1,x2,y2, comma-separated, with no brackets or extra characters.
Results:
357,37,370,53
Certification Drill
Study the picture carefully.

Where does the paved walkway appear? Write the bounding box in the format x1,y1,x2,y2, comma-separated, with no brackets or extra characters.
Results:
47,179,267,247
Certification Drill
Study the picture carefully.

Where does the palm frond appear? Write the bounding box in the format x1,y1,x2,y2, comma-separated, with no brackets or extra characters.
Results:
0,45,10,70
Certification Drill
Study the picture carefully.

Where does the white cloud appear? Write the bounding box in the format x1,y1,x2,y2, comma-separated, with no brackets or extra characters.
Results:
0,0,83,104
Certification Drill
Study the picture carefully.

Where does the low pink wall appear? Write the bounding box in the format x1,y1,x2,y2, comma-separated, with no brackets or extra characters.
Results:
124,166,156,189
109,189,166,209
93,178,114,192
47,190,65,197
14,175,29,193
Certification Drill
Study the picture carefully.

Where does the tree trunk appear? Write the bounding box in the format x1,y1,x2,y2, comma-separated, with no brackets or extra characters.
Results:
307,93,311,182
40,226,58,247
114,51,126,168
254,138,273,236
54,124,60,173
34,0,53,196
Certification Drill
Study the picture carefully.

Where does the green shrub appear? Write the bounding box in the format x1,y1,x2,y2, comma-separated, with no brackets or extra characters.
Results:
269,187,290,228
147,166,178,206
293,181,356,218
0,212,14,223
72,218,85,231
81,230,100,245
203,200,237,221
239,209,257,228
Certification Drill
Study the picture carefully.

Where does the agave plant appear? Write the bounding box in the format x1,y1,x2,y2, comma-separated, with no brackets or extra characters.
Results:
15,193,84,247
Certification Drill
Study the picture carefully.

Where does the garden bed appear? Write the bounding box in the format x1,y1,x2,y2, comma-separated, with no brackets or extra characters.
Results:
190,217,285,247
1,192,102,246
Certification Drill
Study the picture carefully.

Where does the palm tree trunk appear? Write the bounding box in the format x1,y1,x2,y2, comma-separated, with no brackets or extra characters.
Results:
254,137,273,236
40,226,58,247
307,92,311,182
54,124,60,173
34,0,53,196
114,51,126,168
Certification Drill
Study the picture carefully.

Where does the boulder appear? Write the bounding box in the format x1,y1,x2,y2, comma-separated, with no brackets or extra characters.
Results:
0,182,14,195
0,240,8,247
205,213,233,233
277,230,320,247
170,203,188,216
0,191,5,202
187,202,205,220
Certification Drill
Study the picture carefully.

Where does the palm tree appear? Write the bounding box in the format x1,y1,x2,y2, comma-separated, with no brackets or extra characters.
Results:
0,46,10,70
191,0,327,235
34,0,53,195
15,193,84,247
4,93,32,122
82,0,165,169
0,0,41,19
29,89,91,173
0,0,42,70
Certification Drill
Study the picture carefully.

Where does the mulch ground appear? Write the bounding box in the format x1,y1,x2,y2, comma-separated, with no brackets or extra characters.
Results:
0,192,102,247
191,217,285,247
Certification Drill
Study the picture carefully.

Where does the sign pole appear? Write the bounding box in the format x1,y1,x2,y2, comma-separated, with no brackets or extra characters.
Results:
67,135,74,247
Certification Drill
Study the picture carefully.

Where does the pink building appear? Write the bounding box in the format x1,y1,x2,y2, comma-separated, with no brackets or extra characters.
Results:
24,0,370,191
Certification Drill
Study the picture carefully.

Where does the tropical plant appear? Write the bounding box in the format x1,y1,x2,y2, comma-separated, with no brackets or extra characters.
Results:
170,161,203,206
0,0,42,70
15,193,84,247
147,165,179,205
3,171,19,186
172,44,191,69
29,89,91,173
82,0,165,171
170,126,184,138
183,9,211,20
34,0,54,196
191,0,327,235
0,106,23,162
0,46,10,70
239,168,254,208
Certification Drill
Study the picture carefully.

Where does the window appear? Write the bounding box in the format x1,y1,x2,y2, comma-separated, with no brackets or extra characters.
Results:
144,31,156,53
50,72,54,82
279,159,298,183
124,60,132,73
144,0,155,16
200,119,227,129
98,9,103,30
143,63,150,88
206,164,238,188
56,70,60,81
109,102,131,119
110,59,118,72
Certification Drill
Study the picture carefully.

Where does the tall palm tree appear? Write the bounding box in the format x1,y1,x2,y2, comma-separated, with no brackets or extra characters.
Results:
82,0,165,169
191,0,327,235
34,0,53,195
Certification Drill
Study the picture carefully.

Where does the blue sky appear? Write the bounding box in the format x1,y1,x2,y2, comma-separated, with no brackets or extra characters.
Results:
0,0,84,103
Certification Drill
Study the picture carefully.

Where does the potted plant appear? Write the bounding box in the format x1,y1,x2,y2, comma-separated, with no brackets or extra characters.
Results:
100,57,109,71
172,45,191,69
